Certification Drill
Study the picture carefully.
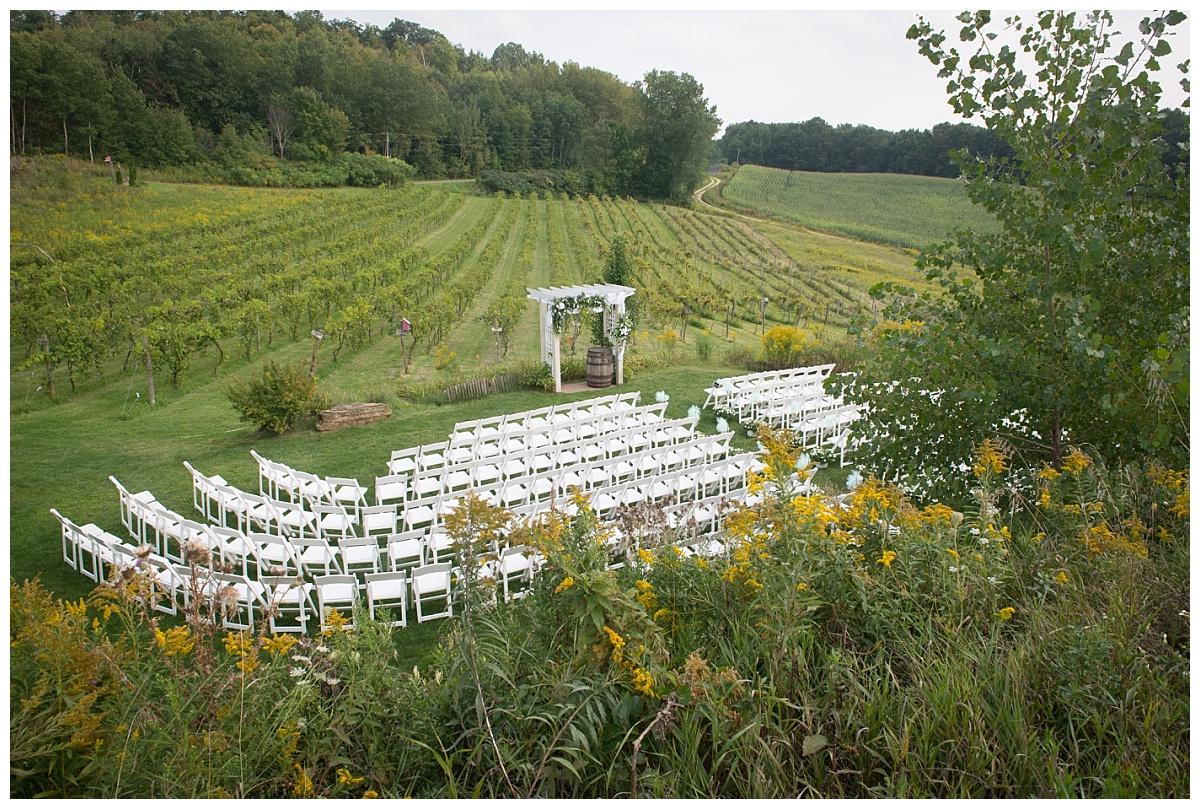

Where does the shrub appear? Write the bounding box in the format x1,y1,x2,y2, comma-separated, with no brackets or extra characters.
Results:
759,324,811,365
226,360,327,434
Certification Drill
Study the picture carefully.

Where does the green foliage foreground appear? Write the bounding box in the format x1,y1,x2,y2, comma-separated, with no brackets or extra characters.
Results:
11,433,1188,798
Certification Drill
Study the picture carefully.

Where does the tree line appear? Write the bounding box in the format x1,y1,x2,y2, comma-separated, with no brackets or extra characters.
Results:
717,110,1187,178
9,10,719,202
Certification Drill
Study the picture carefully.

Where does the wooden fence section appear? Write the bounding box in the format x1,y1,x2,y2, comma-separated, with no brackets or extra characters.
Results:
444,373,522,403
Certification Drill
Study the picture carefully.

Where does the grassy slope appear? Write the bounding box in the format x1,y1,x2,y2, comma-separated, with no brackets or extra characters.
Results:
720,164,997,249
11,162,950,603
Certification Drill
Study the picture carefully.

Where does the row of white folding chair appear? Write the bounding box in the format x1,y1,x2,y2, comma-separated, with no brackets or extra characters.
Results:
107,477,363,583
247,450,369,519
790,403,860,452
749,389,842,422
386,394,646,477
409,415,698,501
404,430,737,525
311,565,447,627
723,381,832,422
704,365,835,409
498,390,641,432
443,443,750,531
111,476,212,564
576,452,755,524
54,506,202,618
708,363,835,395
403,422,705,511
387,440,449,477
184,471,362,542
446,399,667,463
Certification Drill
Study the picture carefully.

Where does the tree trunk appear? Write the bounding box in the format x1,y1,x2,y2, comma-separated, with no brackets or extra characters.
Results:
88,123,94,163
62,118,68,156
142,334,156,405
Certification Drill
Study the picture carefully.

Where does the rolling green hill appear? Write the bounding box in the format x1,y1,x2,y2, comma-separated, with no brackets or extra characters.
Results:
718,164,998,249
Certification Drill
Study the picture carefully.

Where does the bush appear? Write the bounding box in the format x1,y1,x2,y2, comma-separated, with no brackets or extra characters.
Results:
226,360,328,434
759,324,811,365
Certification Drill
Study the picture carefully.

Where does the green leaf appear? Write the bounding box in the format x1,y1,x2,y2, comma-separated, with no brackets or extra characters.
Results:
803,734,829,756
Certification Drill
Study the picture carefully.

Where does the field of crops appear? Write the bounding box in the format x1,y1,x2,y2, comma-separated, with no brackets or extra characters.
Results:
10,157,945,601
718,164,999,249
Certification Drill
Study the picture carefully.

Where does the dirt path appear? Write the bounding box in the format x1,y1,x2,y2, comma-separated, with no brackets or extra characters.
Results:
693,174,766,223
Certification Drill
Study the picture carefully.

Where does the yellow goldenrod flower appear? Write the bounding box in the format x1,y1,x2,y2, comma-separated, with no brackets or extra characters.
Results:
946,548,959,560
1061,447,1091,474
603,626,626,664
1037,464,1061,481
363,790,379,799
155,625,195,657
972,439,1008,478
554,576,575,594
996,606,1016,622
338,768,365,786
636,548,655,566
222,631,251,656
795,582,808,591
1053,571,1070,585
878,550,897,568
293,764,314,799
631,666,655,697
322,608,350,635
263,634,298,657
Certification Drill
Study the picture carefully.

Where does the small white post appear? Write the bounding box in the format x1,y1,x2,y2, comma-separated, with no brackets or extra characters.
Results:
552,331,562,393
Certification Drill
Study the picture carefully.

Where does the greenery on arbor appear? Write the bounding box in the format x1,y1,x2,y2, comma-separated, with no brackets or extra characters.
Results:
841,10,1190,502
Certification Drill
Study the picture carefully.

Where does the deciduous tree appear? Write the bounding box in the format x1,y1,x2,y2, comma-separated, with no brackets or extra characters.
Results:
843,10,1189,502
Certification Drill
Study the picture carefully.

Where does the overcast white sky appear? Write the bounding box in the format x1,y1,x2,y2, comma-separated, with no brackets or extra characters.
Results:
328,5,1190,134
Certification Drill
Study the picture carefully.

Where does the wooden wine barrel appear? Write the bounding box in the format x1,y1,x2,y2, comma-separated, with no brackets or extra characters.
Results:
586,346,614,388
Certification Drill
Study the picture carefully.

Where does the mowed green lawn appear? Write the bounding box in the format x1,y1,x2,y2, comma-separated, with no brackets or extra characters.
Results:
721,164,998,249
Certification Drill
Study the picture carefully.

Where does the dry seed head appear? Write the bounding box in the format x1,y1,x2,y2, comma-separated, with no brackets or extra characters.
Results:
182,539,212,567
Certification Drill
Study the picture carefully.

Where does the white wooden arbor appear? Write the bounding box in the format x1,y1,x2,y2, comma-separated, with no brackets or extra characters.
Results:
527,284,636,393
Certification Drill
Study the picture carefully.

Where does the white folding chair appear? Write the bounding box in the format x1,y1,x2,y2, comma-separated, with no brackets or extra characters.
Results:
364,571,408,627
261,575,316,634
315,574,359,631
210,571,268,631
326,476,368,522
388,445,422,476
411,562,453,622
312,502,357,542
79,525,122,584
360,503,398,539
291,469,331,507
374,474,408,506
401,494,439,533
289,535,343,578
184,461,227,521
386,529,426,574
266,497,316,539
426,525,456,564
338,535,382,581
109,476,156,540
248,532,301,579
497,545,534,601
50,508,82,572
